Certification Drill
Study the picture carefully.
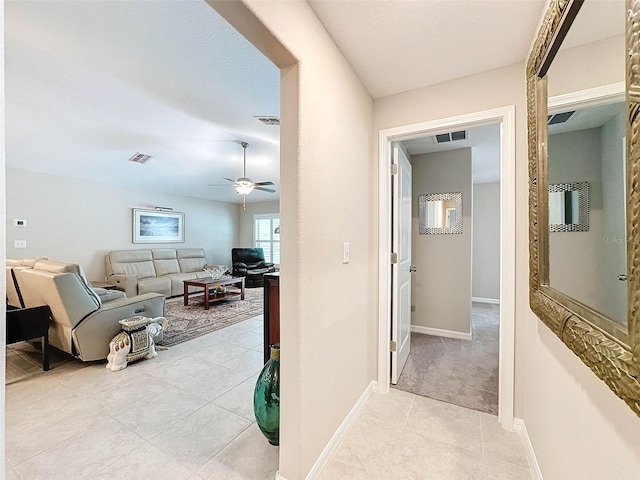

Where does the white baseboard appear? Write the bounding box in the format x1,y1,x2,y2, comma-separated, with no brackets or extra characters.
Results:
411,325,472,340
472,296,500,305
304,380,377,480
275,472,289,480
513,418,543,480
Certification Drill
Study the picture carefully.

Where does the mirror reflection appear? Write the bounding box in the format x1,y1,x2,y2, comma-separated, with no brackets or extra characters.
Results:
418,192,462,234
547,100,627,325
549,182,589,231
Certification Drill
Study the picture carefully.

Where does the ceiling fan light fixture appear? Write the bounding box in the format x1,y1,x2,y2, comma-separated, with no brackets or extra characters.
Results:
235,179,254,195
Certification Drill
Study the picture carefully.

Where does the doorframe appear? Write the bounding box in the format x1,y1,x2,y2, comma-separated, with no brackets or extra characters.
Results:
377,105,516,430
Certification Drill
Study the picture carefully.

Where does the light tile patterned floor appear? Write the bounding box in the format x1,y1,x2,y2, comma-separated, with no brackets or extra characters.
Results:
7,316,531,480
319,389,533,480
5,315,279,480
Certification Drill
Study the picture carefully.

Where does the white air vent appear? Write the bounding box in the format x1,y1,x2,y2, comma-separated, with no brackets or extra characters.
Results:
434,130,467,143
128,152,153,164
254,116,280,126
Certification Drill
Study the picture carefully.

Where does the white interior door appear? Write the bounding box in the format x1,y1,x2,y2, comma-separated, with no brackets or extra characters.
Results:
391,144,412,384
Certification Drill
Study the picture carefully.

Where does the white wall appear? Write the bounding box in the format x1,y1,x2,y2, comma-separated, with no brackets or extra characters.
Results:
212,2,375,479
472,182,500,300
373,33,640,478
238,200,279,247
411,149,472,333
6,168,240,280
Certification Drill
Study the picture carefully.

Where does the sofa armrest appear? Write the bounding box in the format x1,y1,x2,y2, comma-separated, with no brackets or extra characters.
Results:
72,292,165,361
106,274,138,298
233,262,248,276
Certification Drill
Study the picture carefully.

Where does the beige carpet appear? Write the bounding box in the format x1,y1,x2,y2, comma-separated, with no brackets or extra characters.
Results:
393,302,499,415
160,287,264,347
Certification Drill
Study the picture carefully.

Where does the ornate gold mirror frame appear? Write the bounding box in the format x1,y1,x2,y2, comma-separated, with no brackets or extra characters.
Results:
527,0,640,416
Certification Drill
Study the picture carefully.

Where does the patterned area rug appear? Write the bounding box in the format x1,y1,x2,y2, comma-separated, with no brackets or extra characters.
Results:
393,302,499,415
160,287,263,347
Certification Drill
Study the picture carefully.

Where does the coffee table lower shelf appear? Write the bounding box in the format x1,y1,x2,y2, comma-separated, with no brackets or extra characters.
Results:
182,277,246,310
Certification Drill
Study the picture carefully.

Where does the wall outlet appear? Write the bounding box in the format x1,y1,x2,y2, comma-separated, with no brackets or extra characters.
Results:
14,240,27,249
343,242,350,264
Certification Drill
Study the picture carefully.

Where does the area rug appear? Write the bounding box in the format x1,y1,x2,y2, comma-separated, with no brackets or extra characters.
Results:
160,287,263,347
392,302,499,415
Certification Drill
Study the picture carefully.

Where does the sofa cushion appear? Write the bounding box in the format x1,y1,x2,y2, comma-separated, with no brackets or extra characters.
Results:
108,250,157,279
154,259,181,276
166,272,198,297
7,257,47,267
152,249,178,260
178,257,207,273
138,276,171,297
32,260,101,306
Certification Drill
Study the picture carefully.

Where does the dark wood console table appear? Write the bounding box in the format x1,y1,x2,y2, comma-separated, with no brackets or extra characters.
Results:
7,305,52,371
263,272,280,364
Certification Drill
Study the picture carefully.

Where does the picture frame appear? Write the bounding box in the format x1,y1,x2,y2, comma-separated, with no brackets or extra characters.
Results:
133,209,184,243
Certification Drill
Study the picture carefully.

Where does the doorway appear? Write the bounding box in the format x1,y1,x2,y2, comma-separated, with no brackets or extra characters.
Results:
391,124,502,415
378,106,516,430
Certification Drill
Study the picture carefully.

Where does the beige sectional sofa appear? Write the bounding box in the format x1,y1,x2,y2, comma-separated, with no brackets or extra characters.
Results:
11,258,164,361
105,248,217,298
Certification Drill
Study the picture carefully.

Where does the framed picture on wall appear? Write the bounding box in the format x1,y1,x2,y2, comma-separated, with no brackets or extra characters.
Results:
133,209,185,243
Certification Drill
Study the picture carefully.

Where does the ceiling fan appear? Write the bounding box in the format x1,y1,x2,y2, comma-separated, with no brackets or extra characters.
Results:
209,141,276,196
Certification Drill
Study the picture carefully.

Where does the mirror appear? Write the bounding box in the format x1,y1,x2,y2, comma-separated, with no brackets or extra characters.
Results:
527,0,640,417
548,182,589,231
418,192,463,234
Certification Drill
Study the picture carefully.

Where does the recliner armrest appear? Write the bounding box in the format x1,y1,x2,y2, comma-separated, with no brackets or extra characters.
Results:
106,274,138,298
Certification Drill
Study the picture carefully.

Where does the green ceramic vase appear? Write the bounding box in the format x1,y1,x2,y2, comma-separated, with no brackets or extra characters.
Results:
253,344,280,445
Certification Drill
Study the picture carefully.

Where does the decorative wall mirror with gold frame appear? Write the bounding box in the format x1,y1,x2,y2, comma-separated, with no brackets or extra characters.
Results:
527,0,640,416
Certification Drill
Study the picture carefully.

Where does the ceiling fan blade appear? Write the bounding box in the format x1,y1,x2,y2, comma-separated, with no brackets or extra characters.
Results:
254,187,276,193
253,181,274,186
223,177,238,184
208,184,235,187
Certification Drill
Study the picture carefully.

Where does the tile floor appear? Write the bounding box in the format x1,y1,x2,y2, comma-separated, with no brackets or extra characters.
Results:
6,316,531,480
319,389,532,480
5,315,279,480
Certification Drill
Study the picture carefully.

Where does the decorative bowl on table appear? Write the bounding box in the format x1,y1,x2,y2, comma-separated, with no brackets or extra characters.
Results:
203,265,227,280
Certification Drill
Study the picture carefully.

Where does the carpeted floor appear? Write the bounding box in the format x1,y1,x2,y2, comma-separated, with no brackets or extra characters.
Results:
160,286,264,347
393,302,499,415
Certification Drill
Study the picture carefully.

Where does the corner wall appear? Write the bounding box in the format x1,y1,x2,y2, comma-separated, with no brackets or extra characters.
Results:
6,168,240,279
212,2,375,479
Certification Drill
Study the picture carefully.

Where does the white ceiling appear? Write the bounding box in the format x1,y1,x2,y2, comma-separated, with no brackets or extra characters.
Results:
308,0,547,99
5,0,280,204
6,0,623,203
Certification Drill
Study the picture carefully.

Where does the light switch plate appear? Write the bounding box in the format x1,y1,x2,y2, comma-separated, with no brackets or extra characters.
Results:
14,240,27,249
12,219,27,227
343,242,350,264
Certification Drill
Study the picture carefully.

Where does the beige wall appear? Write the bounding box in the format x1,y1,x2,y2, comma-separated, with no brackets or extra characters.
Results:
238,200,280,247
548,128,605,312
472,182,500,301
374,37,640,477
6,168,240,280
213,2,375,479
411,149,472,333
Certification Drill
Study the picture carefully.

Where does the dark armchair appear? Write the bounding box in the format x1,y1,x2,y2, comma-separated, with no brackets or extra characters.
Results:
232,248,276,287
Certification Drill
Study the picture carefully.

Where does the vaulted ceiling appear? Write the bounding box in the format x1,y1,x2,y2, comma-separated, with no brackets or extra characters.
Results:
9,0,618,202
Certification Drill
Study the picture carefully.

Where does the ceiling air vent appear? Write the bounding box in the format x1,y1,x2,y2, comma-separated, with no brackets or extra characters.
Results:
128,152,153,164
435,130,467,143
548,111,575,125
254,116,280,126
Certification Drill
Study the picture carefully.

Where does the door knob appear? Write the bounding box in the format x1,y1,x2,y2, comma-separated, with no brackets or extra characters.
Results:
409,266,417,273
618,274,628,281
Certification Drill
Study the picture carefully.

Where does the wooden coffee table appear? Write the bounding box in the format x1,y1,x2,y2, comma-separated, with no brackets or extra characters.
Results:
183,276,245,310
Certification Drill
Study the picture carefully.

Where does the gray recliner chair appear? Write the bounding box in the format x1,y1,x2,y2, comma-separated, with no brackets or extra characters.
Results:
15,260,165,361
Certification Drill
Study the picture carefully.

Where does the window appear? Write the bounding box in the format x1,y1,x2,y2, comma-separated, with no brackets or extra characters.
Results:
254,214,280,265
